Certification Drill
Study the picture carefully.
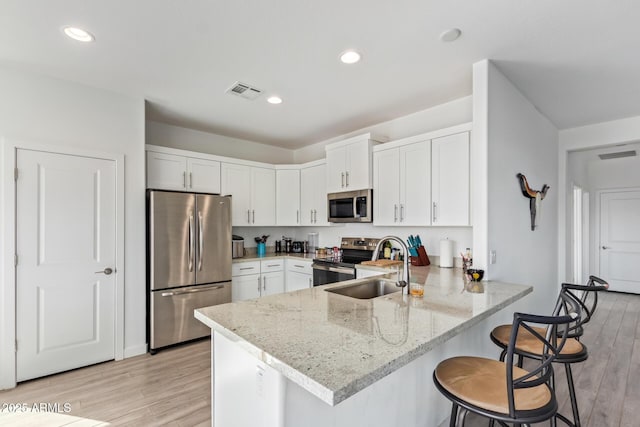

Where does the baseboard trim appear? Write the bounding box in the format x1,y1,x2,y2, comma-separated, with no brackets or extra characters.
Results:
123,343,148,359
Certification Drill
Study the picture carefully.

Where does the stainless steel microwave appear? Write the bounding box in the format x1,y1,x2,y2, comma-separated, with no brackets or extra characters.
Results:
327,189,372,223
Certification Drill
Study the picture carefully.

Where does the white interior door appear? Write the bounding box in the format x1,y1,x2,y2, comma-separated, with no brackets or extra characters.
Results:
599,190,640,293
16,149,117,381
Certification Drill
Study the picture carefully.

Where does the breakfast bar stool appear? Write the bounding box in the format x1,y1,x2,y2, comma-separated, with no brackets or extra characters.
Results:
433,289,582,427
489,275,609,427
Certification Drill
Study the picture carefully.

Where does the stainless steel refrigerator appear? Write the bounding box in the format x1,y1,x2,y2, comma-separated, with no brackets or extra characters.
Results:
147,190,232,353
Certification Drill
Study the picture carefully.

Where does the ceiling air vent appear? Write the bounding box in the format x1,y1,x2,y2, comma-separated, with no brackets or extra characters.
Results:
226,81,263,100
598,150,637,160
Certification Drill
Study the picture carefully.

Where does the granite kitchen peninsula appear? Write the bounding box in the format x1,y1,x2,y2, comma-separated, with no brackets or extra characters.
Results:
195,266,532,427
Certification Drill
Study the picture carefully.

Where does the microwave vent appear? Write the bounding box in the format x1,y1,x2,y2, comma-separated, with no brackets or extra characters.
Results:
598,150,636,160
226,81,263,100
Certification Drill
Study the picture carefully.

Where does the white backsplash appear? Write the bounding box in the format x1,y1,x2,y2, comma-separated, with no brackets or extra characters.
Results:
232,223,472,261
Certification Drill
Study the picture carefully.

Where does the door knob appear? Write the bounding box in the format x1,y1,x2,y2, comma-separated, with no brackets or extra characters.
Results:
602,246,611,250
95,267,114,275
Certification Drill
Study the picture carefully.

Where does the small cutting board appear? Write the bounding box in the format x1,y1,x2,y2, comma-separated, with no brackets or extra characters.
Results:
360,260,404,267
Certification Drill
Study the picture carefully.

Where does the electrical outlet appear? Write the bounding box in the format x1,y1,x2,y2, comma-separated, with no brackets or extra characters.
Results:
490,250,497,264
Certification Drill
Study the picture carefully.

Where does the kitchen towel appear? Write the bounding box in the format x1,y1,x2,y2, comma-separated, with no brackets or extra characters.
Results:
439,239,454,268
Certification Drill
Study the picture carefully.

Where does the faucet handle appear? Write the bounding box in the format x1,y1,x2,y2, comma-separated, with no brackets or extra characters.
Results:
396,280,408,288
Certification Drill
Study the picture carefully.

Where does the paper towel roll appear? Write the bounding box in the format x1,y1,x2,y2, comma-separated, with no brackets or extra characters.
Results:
439,239,454,268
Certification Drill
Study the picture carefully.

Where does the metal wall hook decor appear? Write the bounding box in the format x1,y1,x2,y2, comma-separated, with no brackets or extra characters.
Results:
516,173,550,231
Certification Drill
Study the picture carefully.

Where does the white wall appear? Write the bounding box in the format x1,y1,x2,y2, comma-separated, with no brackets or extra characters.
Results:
146,120,294,164
0,67,146,388
558,115,640,283
293,96,473,163
474,60,559,313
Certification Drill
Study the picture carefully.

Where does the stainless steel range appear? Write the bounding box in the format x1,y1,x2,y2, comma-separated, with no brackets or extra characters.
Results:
312,237,380,286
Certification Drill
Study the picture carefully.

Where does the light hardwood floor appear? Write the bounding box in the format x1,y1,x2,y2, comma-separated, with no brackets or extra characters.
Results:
0,340,212,426
1,291,636,427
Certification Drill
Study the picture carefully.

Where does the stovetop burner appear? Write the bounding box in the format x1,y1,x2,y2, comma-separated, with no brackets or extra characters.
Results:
313,237,380,267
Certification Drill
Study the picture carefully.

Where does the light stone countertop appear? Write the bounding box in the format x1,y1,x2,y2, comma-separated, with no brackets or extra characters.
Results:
195,266,532,406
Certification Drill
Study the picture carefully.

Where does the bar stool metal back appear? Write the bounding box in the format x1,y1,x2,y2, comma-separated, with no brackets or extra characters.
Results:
489,275,608,426
433,289,582,427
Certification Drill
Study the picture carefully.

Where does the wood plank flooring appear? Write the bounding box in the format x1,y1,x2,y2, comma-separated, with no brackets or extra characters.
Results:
1,291,637,427
0,339,212,426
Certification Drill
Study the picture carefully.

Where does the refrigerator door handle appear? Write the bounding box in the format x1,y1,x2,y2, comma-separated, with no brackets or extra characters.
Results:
198,211,204,271
160,284,225,297
188,213,195,272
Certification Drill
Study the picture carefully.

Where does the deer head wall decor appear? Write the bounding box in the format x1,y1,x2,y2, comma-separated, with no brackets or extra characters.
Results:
516,173,550,231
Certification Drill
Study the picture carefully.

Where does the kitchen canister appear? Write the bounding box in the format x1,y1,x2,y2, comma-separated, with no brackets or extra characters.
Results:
439,239,454,268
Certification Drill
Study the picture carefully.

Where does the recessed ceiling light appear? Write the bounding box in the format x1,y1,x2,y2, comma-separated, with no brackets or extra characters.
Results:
63,26,95,42
340,50,361,64
439,28,462,42
267,96,283,105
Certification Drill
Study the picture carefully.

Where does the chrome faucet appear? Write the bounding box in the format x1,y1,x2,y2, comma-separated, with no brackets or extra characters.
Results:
371,236,410,294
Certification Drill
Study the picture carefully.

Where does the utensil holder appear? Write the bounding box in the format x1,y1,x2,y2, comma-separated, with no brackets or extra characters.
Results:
410,246,431,266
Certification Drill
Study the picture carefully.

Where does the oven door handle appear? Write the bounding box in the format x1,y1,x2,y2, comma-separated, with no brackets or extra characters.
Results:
312,264,354,275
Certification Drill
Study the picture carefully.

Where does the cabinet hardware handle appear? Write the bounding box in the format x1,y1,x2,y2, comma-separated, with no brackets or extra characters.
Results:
247,210,251,224
267,264,279,267
310,209,314,223
432,202,437,223
262,276,266,291
240,267,254,270
161,284,224,297
602,246,611,250
346,171,349,187
394,204,398,222
189,172,193,188
257,276,261,292
183,171,187,188
400,204,404,222
341,172,345,188
313,209,317,223
294,264,304,268
252,210,255,224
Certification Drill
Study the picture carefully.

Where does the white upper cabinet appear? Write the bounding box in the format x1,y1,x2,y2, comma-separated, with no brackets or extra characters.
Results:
221,163,275,226
325,134,378,193
431,131,470,226
300,162,329,226
146,151,221,193
373,140,430,226
276,168,301,226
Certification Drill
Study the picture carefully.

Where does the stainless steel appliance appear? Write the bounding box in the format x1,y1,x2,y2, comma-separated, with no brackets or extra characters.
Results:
327,189,373,223
147,190,232,353
291,241,304,253
232,235,245,258
312,237,380,285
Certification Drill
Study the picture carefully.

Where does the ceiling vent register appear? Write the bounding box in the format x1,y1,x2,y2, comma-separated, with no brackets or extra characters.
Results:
226,81,263,100
598,150,636,160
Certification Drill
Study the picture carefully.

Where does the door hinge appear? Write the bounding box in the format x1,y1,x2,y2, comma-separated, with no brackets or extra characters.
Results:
14,167,18,181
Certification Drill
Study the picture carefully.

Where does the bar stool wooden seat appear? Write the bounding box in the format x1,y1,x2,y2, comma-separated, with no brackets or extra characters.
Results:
434,289,582,427
489,276,608,427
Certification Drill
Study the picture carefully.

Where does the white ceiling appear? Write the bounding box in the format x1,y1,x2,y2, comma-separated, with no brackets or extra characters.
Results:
2,1,639,149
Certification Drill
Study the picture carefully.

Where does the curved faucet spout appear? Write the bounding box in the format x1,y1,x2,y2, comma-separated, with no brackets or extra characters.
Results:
371,236,410,294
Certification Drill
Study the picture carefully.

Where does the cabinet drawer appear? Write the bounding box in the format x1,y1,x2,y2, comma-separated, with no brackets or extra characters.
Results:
286,259,313,275
232,261,261,276
261,259,284,272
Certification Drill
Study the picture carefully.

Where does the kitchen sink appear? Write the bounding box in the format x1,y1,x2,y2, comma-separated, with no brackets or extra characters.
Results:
325,279,403,299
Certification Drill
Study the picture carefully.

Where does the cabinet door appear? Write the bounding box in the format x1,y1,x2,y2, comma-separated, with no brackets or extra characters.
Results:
325,146,347,193
373,148,400,226
345,140,371,191
261,271,285,296
221,163,252,226
276,169,300,225
251,167,276,226
286,271,312,292
232,274,261,302
301,164,328,226
431,132,470,226
187,157,221,194
399,141,430,226
146,152,187,190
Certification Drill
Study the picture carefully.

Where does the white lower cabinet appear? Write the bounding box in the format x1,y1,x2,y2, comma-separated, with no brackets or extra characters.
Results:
232,259,285,301
285,259,313,292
